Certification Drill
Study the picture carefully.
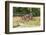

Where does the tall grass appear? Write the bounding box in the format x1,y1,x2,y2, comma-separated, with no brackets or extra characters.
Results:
13,16,40,28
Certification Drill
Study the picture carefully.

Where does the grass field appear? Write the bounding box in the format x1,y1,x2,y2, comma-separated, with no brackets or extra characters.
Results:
13,16,40,28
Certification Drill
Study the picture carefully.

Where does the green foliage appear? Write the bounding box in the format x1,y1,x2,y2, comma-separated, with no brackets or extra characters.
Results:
32,8,40,16
13,7,40,16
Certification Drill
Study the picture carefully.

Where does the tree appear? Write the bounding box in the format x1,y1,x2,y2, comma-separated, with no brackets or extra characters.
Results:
13,7,40,17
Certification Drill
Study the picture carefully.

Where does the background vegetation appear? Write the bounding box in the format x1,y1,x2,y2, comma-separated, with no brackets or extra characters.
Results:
13,7,40,16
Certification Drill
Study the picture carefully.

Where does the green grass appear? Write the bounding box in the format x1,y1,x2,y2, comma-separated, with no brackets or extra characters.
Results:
13,17,40,28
